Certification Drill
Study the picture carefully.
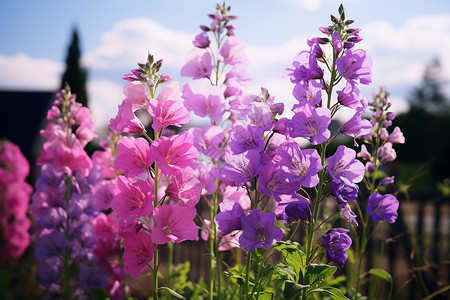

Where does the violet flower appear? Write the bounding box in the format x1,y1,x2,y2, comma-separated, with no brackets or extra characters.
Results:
326,145,365,185
322,228,352,268
367,192,399,223
290,102,331,145
336,49,373,85
239,210,283,253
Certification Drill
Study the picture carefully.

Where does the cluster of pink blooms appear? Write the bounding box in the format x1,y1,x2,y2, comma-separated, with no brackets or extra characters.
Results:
109,56,200,278
0,140,32,262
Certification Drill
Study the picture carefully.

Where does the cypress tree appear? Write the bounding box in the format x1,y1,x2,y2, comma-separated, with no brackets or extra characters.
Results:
60,27,89,107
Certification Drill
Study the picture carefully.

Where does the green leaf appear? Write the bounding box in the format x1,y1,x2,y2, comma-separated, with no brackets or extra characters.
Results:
306,264,337,286
273,241,306,281
283,280,310,300
309,287,350,300
368,268,393,283
159,286,186,299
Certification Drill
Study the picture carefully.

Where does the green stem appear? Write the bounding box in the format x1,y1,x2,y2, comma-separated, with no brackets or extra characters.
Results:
244,252,251,300
153,129,160,300
167,242,173,288
153,246,159,300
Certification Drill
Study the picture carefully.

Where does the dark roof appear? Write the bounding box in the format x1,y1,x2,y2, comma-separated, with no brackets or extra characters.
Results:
0,90,54,158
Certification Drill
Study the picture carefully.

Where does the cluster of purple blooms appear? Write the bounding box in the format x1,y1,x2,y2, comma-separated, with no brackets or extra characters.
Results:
0,140,32,262
359,87,404,224
30,90,119,298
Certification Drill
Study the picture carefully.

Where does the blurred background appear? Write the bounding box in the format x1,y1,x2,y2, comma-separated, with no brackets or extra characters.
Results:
0,0,449,299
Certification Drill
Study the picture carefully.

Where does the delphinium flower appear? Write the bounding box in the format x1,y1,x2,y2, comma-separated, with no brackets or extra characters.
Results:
0,140,32,262
280,4,377,272
109,54,200,300
322,228,352,268
31,89,109,298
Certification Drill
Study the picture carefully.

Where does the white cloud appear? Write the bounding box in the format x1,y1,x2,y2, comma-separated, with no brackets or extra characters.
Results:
87,79,124,135
0,53,63,90
286,0,324,11
361,14,450,86
83,18,194,71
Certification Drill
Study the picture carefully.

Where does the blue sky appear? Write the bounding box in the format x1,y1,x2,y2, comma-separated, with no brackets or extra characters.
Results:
1,0,450,132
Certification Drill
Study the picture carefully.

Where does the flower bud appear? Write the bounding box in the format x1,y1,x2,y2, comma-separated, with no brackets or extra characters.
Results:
379,128,389,140
193,32,211,48
381,176,395,186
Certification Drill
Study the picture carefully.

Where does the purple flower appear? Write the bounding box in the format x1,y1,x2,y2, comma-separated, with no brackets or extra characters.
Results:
35,230,67,261
290,102,331,145
377,142,396,163
79,265,107,291
246,101,274,131
326,145,365,185
193,32,210,48
337,81,368,110
239,210,283,252
331,181,358,208
215,201,245,237
340,108,372,141
292,80,322,106
277,141,322,188
228,121,265,155
283,50,324,84
180,48,213,80
388,127,405,144
219,36,249,65
220,150,260,187
380,176,395,186
367,193,399,223
182,84,227,123
257,162,298,201
332,31,343,53
38,257,62,287
284,200,311,223
341,206,358,227
322,228,352,268
39,207,67,230
190,125,225,160
336,49,372,85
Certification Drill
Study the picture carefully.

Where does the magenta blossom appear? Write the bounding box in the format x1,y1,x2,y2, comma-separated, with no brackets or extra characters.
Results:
152,204,198,244
147,81,190,132
114,136,153,177
123,81,150,111
367,193,399,223
193,32,210,48
150,131,199,176
239,210,283,253
180,48,213,80
165,168,202,206
121,231,155,278
109,101,146,134
111,176,154,221
182,84,227,123
219,36,249,65
257,162,299,201
336,49,372,85
290,102,331,145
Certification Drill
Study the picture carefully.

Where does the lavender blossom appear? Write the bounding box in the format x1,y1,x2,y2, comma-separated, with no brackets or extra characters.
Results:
322,228,352,268
367,193,399,223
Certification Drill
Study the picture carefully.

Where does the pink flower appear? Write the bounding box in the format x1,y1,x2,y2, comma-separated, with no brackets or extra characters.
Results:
73,106,97,144
219,36,248,65
123,81,150,111
189,125,225,160
180,48,213,79
165,168,202,206
92,148,117,179
151,204,198,244
111,176,154,221
38,144,93,177
182,84,227,123
109,101,146,134
150,132,199,176
377,142,396,163
147,82,190,132
121,230,155,278
114,136,153,177
387,126,405,144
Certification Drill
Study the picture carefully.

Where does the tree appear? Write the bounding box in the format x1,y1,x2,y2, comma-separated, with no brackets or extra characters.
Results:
60,27,89,107
409,58,449,113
